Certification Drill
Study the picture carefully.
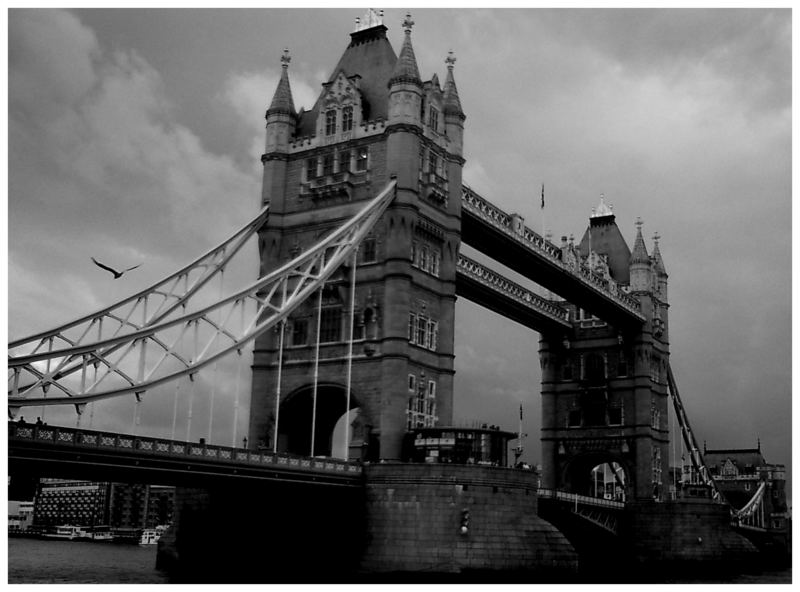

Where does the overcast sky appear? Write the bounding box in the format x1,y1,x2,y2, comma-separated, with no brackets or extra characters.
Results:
7,8,792,491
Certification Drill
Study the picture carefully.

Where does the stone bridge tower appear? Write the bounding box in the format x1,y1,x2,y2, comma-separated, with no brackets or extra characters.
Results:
539,199,670,500
248,11,465,460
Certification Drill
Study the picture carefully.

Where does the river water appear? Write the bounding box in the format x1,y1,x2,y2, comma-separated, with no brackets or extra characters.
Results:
6,536,791,584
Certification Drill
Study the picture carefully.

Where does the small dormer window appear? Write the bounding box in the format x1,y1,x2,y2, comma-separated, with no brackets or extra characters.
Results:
325,110,337,136
428,106,439,132
342,106,353,132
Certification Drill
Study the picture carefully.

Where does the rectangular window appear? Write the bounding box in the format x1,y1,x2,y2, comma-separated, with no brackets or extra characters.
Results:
428,152,438,175
325,109,337,136
428,106,439,132
416,316,427,346
427,380,436,399
338,150,351,173
342,106,353,132
355,146,368,171
430,251,440,277
361,237,377,263
319,307,342,343
291,318,308,346
408,374,416,391
427,320,438,350
568,409,581,427
322,153,334,177
408,312,416,342
306,157,318,180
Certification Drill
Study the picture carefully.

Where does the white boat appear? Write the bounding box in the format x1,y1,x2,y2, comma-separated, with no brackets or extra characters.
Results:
43,525,83,540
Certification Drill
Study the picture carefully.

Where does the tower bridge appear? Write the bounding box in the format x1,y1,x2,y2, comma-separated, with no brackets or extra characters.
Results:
7,9,783,582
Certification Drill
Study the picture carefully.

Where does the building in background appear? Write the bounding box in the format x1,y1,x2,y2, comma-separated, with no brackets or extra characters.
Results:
31,479,174,530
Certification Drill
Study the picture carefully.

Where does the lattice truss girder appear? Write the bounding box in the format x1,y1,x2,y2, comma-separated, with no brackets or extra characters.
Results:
8,180,397,416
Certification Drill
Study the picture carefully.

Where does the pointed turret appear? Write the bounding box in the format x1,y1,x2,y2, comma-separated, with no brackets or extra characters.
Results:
443,51,464,118
651,232,668,302
443,51,466,156
389,14,422,87
388,13,423,126
262,49,296,208
267,49,296,119
629,218,652,292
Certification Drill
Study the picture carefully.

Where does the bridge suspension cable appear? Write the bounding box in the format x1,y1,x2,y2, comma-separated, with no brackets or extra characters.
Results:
666,364,721,502
8,179,397,416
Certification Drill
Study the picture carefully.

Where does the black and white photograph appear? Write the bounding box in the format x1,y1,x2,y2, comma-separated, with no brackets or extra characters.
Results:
6,6,792,585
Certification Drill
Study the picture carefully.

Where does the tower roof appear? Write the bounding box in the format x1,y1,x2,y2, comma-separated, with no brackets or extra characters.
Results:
266,49,295,118
388,13,422,87
578,195,631,283
629,218,650,265
295,11,397,136
443,51,464,117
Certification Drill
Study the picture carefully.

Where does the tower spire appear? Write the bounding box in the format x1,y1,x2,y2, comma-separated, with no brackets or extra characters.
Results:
630,217,649,264
267,48,295,118
389,13,421,86
443,50,464,118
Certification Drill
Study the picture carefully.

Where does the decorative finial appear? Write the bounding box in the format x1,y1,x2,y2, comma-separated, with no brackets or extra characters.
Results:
403,12,414,34
635,217,643,232
653,232,661,245
280,48,291,69
446,50,456,70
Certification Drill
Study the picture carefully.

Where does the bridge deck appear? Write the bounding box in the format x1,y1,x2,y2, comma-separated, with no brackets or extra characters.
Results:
455,254,571,334
8,422,362,487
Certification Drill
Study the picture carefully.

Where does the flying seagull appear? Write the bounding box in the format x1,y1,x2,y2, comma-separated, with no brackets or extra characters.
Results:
91,257,142,279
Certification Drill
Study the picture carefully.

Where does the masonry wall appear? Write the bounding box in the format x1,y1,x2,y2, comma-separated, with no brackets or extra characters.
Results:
360,463,577,576
625,499,759,568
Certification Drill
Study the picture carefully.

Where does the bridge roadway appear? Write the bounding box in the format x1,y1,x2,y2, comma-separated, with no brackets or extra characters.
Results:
7,421,361,488
460,185,646,330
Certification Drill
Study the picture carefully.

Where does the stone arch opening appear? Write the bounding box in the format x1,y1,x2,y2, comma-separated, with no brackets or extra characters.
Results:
277,383,361,457
563,453,629,501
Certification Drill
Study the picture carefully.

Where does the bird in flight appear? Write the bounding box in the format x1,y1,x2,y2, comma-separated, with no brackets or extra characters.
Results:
91,257,142,279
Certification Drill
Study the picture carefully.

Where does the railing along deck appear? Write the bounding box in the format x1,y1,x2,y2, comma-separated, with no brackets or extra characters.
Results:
8,422,361,476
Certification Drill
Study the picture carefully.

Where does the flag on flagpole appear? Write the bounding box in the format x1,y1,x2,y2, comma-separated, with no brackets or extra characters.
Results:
520,403,523,421
541,183,545,209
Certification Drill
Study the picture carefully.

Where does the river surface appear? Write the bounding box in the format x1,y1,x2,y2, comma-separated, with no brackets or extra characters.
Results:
7,536,791,584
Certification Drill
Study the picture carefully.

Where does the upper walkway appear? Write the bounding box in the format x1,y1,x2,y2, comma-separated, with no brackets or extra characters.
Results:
460,185,646,329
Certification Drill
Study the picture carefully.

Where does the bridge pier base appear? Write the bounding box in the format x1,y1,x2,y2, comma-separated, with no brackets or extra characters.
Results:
359,464,577,581
622,498,760,580
157,481,365,583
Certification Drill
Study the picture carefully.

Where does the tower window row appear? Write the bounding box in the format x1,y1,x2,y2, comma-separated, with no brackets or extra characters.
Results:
305,146,368,181
287,306,376,347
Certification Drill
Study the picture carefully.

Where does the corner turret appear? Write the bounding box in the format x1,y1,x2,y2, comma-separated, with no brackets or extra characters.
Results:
388,13,423,126
628,218,651,292
651,233,668,303
265,49,296,153
442,51,466,157
261,49,296,209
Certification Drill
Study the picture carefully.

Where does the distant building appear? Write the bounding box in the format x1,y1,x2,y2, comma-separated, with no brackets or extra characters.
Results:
704,444,788,531
32,479,174,529
8,500,35,532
